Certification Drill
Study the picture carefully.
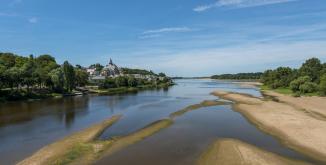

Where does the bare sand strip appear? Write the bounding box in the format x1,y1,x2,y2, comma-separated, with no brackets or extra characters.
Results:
66,119,174,165
263,90,326,119
17,115,122,165
198,139,310,165
169,100,229,118
212,91,326,163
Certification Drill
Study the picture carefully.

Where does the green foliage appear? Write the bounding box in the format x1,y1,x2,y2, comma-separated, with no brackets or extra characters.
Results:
261,58,325,96
75,68,89,87
89,63,104,72
299,57,322,83
121,68,156,75
49,68,65,92
63,61,76,92
127,76,137,87
319,74,326,96
290,76,311,92
114,76,128,87
211,72,262,80
0,52,88,97
299,82,318,94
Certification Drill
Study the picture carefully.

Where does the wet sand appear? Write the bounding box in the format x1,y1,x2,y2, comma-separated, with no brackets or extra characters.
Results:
198,139,310,165
212,90,326,163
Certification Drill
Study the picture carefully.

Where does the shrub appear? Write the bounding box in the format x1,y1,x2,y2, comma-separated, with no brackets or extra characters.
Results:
289,76,311,92
299,82,318,94
320,74,326,95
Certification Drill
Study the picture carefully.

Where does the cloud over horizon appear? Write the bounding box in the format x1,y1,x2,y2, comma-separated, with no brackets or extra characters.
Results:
194,0,298,12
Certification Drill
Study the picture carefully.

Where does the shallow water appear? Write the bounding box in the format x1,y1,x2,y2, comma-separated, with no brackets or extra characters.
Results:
0,79,313,164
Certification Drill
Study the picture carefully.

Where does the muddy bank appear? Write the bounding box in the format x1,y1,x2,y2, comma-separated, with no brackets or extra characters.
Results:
17,115,122,165
212,90,326,163
198,139,310,165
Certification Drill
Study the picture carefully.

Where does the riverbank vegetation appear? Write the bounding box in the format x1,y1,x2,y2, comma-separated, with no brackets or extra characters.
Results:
211,72,262,80
261,58,326,96
0,52,173,101
0,53,88,101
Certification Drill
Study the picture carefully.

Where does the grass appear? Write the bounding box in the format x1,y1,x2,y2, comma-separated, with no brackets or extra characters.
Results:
260,85,319,96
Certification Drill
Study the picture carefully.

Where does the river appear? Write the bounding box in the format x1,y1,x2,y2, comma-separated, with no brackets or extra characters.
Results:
0,79,313,164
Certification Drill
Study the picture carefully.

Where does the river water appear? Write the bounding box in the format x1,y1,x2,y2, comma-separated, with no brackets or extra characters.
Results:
0,79,313,164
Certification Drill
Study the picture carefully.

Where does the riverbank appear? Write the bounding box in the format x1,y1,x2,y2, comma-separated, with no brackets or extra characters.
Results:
212,90,326,163
88,82,173,95
0,82,174,103
197,139,309,165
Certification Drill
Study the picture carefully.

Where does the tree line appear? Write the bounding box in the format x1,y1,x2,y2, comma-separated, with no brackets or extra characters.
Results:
211,72,263,80
0,53,88,94
261,58,326,95
98,75,172,89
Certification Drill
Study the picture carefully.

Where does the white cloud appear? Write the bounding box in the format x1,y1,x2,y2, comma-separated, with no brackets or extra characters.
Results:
28,17,38,23
123,40,326,76
194,0,298,12
143,27,192,34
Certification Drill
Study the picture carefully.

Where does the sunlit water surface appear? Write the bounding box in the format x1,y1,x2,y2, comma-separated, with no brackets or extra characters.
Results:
0,79,313,164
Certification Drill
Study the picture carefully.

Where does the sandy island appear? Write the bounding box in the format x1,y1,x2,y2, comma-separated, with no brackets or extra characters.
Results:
198,139,310,165
17,115,122,165
212,90,326,163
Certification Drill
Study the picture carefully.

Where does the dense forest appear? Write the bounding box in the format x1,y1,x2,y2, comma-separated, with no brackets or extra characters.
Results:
0,53,89,100
211,72,263,80
261,58,326,96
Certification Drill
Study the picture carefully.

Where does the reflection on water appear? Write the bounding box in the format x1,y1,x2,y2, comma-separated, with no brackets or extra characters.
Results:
0,79,312,165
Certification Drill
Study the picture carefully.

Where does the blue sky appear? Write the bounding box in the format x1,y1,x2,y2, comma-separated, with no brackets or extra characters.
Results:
1,0,326,76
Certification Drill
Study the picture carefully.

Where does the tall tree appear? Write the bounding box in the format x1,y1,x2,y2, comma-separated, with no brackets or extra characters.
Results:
63,61,75,92
299,58,323,83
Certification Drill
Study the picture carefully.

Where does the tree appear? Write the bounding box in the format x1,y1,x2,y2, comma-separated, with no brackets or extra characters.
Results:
35,55,58,88
115,76,128,87
100,78,116,89
63,61,76,92
158,73,166,77
320,74,326,96
299,82,318,94
49,68,65,92
299,58,323,83
127,76,137,87
89,63,104,72
75,68,89,87
21,55,37,91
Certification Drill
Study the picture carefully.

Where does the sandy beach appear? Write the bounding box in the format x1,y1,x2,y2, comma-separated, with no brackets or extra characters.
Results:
212,90,326,163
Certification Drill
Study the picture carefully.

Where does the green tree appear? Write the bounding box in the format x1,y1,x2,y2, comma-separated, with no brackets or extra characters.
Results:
75,68,89,87
158,73,166,77
49,68,65,92
299,58,323,83
319,74,326,96
115,76,128,87
299,82,318,94
63,61,76,92
21,55,37,91
290,76,311,92
127,76,137,87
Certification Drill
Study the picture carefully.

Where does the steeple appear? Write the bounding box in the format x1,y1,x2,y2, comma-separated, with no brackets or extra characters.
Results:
109,58,113,65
